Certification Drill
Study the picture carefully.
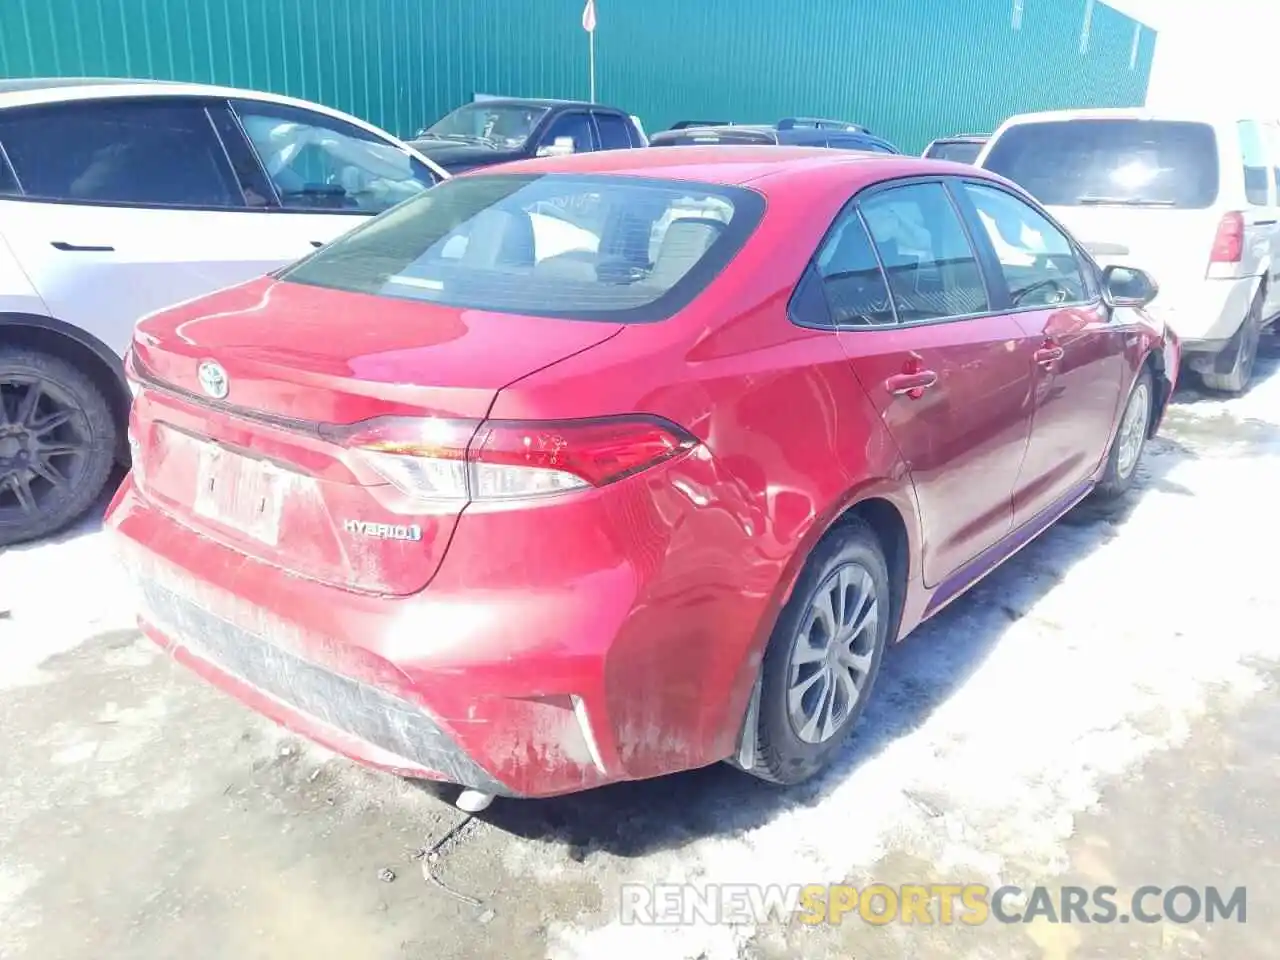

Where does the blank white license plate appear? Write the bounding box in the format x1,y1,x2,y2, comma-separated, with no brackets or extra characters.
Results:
192,442,283,545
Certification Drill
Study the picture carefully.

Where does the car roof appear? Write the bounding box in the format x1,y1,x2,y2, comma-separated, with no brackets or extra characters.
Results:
0,77,396,121
458,97,609,110
468,144,973,190
996,107,1231,126
0,77,451,179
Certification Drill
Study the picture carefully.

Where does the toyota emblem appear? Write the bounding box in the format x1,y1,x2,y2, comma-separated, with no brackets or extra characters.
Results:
197,360,229,399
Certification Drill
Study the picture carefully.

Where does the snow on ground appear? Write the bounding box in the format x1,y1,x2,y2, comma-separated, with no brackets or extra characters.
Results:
546,358,1280,960
0,510,138,691
2,355,1278,960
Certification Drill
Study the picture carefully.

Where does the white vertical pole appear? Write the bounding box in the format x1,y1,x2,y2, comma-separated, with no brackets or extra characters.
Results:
589,31,596,102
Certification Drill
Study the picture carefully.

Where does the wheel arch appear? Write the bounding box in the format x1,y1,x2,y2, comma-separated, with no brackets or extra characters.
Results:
0,313,130,460
1142,343,1175,438
728,480,920,770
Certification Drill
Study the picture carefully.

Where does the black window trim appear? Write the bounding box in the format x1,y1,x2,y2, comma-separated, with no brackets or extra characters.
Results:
278,172,768,325
791,173,1105,335
538,110,600,153
0,94,258,213
950,176,1104,316
844,175,996,330
226,96,440,217
589,109,634,150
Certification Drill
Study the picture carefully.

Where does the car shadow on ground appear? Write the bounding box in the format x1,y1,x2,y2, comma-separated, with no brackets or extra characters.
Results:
483,427,1216,857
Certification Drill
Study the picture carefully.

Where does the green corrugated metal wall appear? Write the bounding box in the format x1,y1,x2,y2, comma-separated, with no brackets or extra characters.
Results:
0,0,1153,152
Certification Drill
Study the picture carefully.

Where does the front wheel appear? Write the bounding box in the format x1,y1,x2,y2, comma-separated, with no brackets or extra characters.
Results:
0,347,118,546
1093,367,1154,502
744,518,891,786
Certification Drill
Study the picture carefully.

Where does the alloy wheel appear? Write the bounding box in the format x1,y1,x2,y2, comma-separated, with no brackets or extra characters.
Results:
787,561,880,745
1116,379,1151,481
0,375,91,523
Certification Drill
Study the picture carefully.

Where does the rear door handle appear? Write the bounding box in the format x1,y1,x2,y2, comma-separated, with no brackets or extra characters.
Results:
1034,346,1065,366
309,240,324,248
885,370,938,397
51,241,115,252
1252,219,1277,226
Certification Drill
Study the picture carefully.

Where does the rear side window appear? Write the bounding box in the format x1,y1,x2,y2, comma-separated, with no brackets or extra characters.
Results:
858,182,990,322
539,113,596,153
981,119,1220,209
280,174,765,323
650,130,774,146
926,141,984,164
1264,122,1280,198
1237,120,1272,206
594,113,634,150
0,99,241,207
813,209,894,326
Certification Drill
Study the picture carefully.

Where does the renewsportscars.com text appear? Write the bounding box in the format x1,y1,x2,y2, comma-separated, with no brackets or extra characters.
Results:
620,883,1247,926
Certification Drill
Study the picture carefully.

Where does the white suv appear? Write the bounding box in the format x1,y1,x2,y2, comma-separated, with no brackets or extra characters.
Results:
977,108,1280,394
0,78,446,546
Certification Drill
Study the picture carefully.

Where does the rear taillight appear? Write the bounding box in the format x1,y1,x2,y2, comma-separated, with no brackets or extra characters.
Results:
321,415,698,502
1210,211,1245,263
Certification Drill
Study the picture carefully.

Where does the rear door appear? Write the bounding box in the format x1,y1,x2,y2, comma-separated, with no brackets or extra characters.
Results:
955,179,1127,525
0,96,302,357
815,179,1036,586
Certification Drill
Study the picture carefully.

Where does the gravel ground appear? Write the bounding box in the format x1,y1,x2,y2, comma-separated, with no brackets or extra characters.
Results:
2,347,1278,960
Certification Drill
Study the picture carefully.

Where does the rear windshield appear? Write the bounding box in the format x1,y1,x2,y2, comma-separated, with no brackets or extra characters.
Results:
925,140,984,164
981,119,1220,209
280,174,764,322
650,130,775,146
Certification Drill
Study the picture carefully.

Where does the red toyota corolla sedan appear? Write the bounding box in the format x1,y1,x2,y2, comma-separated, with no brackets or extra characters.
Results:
107,147,1179,808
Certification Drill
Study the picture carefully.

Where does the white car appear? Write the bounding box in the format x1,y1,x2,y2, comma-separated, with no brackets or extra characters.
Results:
976,108,1280,394
0,78,447,546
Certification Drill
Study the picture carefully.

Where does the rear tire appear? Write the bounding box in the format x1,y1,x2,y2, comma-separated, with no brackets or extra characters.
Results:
0,346,117,547
1200,290,1262,394
1093,367,1154,503
745,518,890,786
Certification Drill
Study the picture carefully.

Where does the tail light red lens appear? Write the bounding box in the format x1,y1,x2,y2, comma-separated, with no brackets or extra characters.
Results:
1209,211,1244,263
321,415,698,502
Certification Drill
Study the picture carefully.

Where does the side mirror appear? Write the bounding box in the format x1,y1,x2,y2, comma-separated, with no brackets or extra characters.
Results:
1101,265,1158,308
536,136,576,158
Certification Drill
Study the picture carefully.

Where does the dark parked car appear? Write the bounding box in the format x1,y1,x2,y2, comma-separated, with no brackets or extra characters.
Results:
407,98,646,174
650,118,899,153
922,134,989,163
667,119,734,130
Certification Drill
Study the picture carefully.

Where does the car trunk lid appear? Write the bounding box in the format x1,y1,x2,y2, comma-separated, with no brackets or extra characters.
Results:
130,276,622,595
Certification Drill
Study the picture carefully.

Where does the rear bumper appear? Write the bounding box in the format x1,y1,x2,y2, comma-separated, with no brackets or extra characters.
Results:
106,453,765,797
1153,276,1259,352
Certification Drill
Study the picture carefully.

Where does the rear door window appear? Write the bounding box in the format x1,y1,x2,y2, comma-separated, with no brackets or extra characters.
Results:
1237,120,1273,206
593,113,634,150
981,119,1220,209
539,113,597,153
0,98,242,207
279,174,765,323
813,209,895,326
857,181,990,322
